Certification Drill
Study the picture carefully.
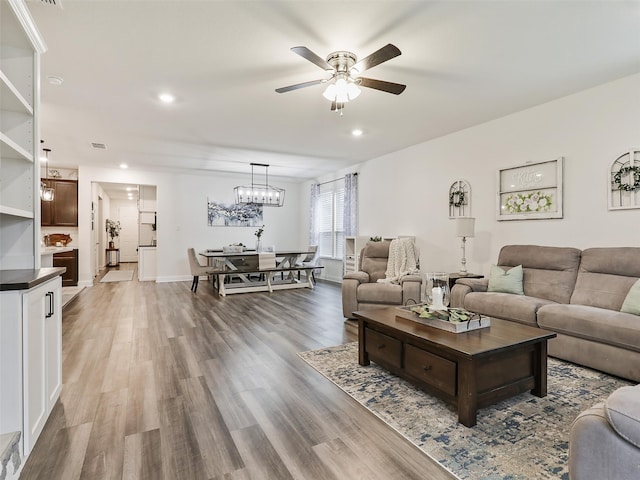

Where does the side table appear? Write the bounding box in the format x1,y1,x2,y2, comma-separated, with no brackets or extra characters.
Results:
106,248,120,267
449,273,483,290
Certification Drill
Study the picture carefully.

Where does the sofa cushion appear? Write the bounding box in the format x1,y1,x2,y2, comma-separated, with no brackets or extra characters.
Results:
605,385,640,448
621,279,640,315
497,245,581,303
570,248,640,311
357,282,402,304
487,264,524,295
463,291,556,326
537,304,640,353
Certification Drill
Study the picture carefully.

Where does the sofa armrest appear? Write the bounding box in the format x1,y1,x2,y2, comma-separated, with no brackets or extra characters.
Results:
343,271,370,284
456,277,489,291
399,274,422,285
450,278,488,309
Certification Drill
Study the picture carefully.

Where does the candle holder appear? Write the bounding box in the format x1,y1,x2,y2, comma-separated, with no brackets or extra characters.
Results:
424,272,450,310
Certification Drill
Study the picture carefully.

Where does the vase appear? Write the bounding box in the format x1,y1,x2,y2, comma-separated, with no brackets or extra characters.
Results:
109,241,115,249
424,272,450,309
256,238,262,253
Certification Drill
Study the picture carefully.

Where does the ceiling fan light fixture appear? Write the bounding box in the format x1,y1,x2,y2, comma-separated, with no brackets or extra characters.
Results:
322,77,361,103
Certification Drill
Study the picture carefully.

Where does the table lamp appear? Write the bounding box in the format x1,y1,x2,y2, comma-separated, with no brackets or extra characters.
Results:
456,217,475,275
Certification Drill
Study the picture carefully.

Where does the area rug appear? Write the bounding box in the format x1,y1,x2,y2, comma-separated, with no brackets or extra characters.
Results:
298,342,633,480
100,270,134,283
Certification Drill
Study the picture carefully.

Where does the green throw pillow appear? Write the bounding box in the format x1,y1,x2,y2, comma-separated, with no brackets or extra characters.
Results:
621,279,640,315
487,264,525,295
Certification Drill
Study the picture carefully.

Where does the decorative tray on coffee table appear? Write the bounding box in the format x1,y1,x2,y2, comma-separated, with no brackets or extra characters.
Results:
396,303,490,333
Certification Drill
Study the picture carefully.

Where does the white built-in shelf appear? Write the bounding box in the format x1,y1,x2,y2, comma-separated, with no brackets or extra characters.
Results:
0,204,34,218
0,131,33,162
0,70,33,115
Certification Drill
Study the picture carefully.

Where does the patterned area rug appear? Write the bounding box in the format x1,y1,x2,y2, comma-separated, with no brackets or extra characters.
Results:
298,342,633,480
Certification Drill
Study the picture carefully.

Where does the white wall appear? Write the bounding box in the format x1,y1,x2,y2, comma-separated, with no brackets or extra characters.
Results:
355,73,640,276
77,167,303,286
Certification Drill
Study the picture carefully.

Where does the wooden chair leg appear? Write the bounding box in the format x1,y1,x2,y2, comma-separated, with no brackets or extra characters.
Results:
193,276,199,293
191,276,197,292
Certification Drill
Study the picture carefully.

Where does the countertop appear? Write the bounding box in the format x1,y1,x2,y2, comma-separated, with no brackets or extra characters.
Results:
0,267,67,291
41,246,75,255
139,245,157,248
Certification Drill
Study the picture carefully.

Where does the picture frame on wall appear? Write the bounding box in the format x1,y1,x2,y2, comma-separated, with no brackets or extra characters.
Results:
207,198,263,227
496,157,564,221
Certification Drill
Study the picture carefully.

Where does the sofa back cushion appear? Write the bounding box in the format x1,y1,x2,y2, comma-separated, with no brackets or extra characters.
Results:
497,245,582,303
571,247,640,310
360,240,391,283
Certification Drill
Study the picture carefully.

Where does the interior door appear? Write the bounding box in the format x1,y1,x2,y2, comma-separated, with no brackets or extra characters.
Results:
118,205,139,262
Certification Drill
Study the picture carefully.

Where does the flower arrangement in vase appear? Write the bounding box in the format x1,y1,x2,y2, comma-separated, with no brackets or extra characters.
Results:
254,225,264,252
106,219,121,248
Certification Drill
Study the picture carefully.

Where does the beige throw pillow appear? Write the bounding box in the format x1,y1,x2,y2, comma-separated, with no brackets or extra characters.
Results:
487,264,525,295
621,279,640,315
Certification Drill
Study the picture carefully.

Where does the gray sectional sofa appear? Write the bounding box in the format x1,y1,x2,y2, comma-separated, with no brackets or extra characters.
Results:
451,245,640,382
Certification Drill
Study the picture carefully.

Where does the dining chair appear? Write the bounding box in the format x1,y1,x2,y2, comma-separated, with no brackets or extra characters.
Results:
296,245,319,283
187,248,223,293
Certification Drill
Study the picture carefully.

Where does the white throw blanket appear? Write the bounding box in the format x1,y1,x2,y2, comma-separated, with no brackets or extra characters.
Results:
377,238,420,284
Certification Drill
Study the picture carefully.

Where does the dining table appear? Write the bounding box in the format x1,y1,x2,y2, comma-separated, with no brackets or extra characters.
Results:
198,249,318,296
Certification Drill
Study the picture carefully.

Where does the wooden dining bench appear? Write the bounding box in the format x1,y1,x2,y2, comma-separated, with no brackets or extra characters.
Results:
213,265,323,296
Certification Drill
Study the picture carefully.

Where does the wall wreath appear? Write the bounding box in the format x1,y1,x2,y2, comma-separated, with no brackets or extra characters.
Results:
609,150,640,210
448,180,471,217
613,166,640,192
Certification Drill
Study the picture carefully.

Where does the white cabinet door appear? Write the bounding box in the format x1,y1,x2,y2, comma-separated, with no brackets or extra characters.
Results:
23,283,48,454
45,278,62,411
138,247,157,281
22,276,62,456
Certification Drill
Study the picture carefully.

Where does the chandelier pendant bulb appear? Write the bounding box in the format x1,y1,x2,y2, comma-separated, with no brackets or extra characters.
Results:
40,146,55,202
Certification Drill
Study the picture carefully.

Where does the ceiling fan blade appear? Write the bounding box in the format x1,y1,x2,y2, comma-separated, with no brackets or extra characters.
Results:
351,44,401,74
358,77,406,95
330,101,345,111
291,46,333,71
275,79,324,93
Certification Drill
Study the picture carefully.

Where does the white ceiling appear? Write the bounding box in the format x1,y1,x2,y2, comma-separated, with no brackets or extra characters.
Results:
27,0,640,181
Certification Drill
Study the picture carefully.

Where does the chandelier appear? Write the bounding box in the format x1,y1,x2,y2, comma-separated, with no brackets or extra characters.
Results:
234,163,285,207
40,147,55,202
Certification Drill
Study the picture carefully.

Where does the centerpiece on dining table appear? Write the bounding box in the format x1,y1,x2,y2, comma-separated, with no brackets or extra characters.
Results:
396,272,490,333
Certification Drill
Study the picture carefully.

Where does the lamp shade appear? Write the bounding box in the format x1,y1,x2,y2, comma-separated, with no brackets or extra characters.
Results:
456,217,475,238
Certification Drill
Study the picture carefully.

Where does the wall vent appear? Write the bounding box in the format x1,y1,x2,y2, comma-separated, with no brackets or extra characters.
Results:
91,142,107,150
31,0,63,8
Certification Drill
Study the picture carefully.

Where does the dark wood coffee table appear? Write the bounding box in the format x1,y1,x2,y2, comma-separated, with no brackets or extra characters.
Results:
354,307,556,427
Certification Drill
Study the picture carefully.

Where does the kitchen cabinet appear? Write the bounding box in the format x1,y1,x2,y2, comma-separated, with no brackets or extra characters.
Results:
0,270,63,458
138,246,156,281
53,249,78,286
0,0,46,270
138,185,156,212
40,179,78,226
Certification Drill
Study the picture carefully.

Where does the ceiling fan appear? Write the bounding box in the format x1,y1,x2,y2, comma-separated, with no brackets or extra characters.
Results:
275,43,406,114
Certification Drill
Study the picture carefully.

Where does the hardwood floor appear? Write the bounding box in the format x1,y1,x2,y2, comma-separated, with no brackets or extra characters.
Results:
21,265,455,479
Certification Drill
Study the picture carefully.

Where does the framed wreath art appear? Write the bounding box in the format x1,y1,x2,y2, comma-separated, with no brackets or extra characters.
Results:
448,180,471,218
609,150,640,210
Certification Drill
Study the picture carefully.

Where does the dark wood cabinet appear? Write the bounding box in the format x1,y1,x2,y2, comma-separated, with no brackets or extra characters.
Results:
41,179,78,227
53,249,78,287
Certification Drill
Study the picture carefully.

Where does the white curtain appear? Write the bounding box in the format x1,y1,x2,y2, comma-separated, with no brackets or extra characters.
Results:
343,173,358,236
309,183,320,246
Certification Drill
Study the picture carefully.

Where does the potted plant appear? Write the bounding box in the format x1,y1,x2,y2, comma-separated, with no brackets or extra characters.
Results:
106,219,121,249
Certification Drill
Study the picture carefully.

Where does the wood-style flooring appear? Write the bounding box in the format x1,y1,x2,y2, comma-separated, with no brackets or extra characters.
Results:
21,264,455,479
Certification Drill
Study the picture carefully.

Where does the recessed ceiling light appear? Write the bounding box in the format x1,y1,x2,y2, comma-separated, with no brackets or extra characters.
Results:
158,93,175,104
352,129,363,137
120,163,128,169
47,75,64,86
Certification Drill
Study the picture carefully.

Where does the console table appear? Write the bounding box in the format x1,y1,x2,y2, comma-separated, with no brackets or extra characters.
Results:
105,248,120,267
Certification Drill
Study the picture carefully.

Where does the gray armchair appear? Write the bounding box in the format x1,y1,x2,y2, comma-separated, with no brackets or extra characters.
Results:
342,240,422,319
569,383,640,479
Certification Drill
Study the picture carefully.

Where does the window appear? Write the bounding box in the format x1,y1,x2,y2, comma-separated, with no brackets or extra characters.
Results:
316,183,344,259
